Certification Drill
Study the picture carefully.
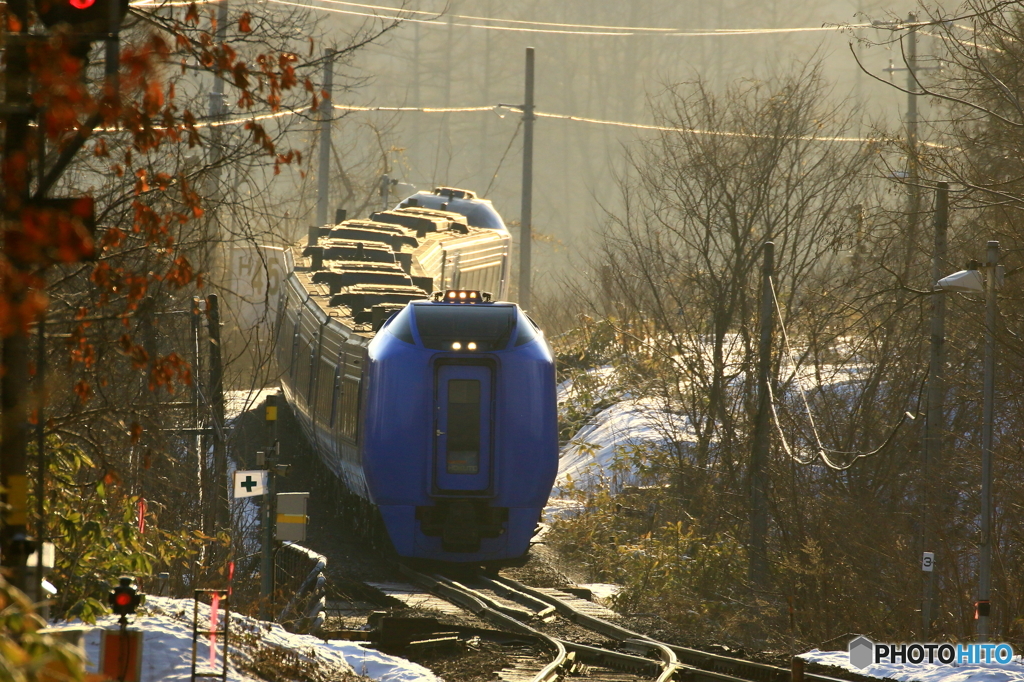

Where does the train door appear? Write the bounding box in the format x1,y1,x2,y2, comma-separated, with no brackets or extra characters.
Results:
434,365,492,492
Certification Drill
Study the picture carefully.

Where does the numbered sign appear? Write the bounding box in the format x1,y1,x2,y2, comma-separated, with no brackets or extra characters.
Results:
922,551,935,572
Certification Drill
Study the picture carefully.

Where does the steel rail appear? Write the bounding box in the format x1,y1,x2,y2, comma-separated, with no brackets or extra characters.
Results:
399,566,568,682
494,576,856,682
403,566,680,681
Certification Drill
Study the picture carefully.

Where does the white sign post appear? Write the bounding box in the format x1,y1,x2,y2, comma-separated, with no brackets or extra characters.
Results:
922,551,935,572
233,470,267,499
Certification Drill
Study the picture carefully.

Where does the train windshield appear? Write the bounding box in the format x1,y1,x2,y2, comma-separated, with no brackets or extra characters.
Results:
414,304,516,351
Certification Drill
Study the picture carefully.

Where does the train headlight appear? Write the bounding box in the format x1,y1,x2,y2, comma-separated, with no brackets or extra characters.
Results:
467,342,477,351
452,342,462,350
435,290,491,303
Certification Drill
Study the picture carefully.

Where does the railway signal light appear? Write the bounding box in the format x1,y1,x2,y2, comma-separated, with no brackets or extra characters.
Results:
108,576,142,622
35,0,129,32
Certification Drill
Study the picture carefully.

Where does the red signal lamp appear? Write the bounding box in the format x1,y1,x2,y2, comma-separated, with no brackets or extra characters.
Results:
108,576,142,622
36,0,129,32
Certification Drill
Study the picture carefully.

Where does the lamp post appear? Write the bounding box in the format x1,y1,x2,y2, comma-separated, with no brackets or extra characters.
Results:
936,240,999,642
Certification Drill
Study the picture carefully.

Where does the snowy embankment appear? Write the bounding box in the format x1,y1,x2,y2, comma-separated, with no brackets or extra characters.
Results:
550,355,871,499
62,596,438,682
801,649,1024,682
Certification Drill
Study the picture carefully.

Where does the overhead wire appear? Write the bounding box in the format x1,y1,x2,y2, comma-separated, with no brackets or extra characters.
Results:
767,276,912,470
129,0,1001,54
483,118,521,198
148,0,876,38
88,102,946,151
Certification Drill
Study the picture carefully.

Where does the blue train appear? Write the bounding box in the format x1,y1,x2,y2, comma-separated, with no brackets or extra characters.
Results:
275,188,558,563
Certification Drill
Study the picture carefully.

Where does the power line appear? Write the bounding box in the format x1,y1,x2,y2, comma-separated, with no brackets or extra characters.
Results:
767,276,912,470
90,102,947,150
483,118,522,198
145,0,874,38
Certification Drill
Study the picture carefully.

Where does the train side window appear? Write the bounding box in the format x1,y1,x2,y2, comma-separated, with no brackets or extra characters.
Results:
290,310,302,373
387,305,415,344
340,377,360,440
514,310,540,346
307,330,319,403
316,358,333,423
330,366,341,427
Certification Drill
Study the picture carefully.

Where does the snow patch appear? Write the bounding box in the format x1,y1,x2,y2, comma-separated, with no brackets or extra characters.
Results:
801,649,1024,682
58,595,439,682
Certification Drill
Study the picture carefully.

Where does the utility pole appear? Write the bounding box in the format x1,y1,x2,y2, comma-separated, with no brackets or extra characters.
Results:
978,241,999,642
905,12,921,264
208,0,230,175
518,47,535,310
2,0,124,591
411,22,421,178
921,182,948,638
315,50,335,227
206,0,229,286
207,294,228,534
878,13,926,276
1,0,36,593
191,298,203,524
749,241,774,589
34,315,47,597
260,393,279,619
479,20,491,182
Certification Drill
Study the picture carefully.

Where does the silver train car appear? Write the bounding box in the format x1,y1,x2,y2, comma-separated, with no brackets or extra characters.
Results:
274,187,513,518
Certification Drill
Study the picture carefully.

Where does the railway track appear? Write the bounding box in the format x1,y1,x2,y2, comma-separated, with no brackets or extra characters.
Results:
325,566,864,682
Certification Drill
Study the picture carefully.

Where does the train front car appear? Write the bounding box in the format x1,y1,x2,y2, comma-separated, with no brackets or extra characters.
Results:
362,290,558,563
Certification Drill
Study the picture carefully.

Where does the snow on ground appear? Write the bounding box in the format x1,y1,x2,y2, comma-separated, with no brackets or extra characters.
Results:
801,649,1024,682
58,595,439,682
552,356,876,500
225,388,279,421
556,396,693,488
578,583,621,604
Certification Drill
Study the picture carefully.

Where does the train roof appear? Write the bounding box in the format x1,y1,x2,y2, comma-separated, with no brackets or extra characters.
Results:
396,187,507,230
293,204,509,339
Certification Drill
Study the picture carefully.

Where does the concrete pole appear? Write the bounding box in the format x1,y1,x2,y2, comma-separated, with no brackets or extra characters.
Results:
208,0,230,172
978,240,999,642
260,393,278,619
749,241,774,589
207,295,227,534
315,51,335,227
922,182,948,638
905,13,921,273
518,47,535,310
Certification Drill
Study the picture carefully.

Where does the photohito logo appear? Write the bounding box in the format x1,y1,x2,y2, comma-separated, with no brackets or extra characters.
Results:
848,636,1016,668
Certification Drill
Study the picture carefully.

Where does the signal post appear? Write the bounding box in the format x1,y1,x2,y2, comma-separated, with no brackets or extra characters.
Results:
0,0,126,590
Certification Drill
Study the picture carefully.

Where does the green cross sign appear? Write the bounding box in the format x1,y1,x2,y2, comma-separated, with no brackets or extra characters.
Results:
234,470,265,498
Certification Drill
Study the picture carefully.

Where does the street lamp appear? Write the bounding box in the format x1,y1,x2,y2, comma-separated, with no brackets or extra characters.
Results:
936,240,999,642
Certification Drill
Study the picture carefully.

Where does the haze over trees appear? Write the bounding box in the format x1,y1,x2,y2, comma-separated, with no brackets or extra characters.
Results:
6,0,1024,670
